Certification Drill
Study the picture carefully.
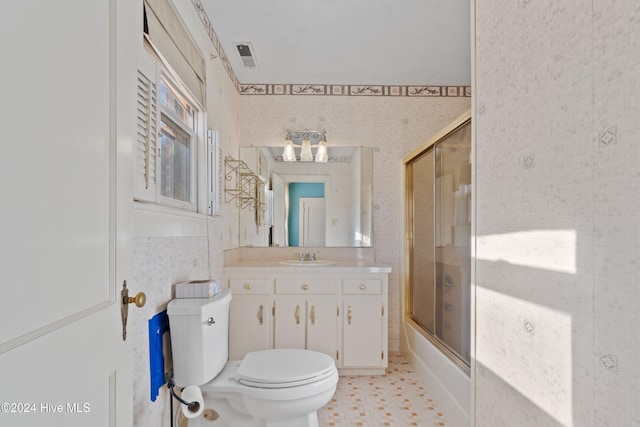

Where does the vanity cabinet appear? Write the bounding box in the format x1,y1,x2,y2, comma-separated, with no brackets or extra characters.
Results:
227,278,273,360
273,278,339,361
342,279,385,367
224,266,389,375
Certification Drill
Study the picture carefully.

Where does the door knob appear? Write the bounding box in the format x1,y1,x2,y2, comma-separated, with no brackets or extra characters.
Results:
121,280,146,341
126,291,146,307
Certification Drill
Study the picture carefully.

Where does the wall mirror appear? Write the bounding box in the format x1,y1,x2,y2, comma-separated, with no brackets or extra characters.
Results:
238,146,373,248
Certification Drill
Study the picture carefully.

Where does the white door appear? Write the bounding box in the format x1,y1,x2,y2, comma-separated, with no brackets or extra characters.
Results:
271,173,286,246
299,198,326,247
0,1,137,426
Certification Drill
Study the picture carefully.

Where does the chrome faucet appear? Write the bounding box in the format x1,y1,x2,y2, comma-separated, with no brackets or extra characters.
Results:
294,251,318,261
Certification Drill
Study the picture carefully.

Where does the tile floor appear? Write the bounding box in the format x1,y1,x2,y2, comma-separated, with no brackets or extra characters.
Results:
318,353,449,427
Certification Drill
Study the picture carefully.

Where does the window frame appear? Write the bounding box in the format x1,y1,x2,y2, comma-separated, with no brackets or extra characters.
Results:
155,73,199,212
135,34,211,222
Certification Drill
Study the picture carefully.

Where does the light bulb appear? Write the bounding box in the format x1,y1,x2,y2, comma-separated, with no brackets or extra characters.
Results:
283,138,296,161
315,136,328,163
300,137,313,161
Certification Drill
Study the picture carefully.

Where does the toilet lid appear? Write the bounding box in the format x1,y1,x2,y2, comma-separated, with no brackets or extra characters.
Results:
234,349,336,389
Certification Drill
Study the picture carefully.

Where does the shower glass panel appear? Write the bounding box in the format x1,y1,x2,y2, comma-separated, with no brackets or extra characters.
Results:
410,150,435,333
406,113,471,368
434,124,471,364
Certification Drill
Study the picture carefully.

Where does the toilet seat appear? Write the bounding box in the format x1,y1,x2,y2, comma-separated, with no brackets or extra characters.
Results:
200,348,338,401
234,349,336,388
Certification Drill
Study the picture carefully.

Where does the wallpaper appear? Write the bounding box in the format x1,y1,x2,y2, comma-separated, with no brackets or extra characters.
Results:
474,0,640,425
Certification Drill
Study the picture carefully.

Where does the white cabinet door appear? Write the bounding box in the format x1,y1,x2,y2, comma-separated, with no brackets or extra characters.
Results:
274,278,337,353
228,279,273,359
342,299,383,367
275,298,339,361
306,299,339,360
274,299,307,348
229,297,272,360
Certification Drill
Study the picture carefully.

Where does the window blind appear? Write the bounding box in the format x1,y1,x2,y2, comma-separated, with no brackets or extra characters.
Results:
144,0,205,106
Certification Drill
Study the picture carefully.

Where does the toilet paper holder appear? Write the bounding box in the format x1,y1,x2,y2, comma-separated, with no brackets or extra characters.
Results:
167,379,200,411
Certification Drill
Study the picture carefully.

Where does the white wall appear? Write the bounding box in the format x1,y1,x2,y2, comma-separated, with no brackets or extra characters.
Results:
474,1,640,426
131,0,241,425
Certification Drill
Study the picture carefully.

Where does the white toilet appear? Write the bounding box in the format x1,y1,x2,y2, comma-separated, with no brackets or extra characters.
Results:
167,289,338,427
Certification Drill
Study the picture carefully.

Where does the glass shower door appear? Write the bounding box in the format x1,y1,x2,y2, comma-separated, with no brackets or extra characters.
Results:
406,115,471,367
434,124,471,363
409,149,436,333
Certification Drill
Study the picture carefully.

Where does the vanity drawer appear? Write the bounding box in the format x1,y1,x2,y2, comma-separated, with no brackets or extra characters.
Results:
343,279,381,295
275,278,336,294
229,279,272,294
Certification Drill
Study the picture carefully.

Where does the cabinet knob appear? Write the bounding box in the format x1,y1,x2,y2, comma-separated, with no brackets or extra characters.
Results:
359,284,366,290
244,283,252,290
310,305,316,325
302,284,310,291
295,305,301,325
347,305,353,325
258,305,264,325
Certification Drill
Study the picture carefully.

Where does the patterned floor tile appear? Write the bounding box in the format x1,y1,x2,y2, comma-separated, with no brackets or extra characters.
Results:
319,353,449,426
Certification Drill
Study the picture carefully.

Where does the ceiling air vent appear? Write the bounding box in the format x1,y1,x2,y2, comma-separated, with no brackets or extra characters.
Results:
234,42,258,68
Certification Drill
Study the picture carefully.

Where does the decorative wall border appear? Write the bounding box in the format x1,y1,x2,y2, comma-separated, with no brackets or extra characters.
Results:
239,84,471,97
191,0,471,98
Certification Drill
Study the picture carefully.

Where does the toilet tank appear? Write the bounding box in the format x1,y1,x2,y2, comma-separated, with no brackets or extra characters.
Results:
167,289,232,386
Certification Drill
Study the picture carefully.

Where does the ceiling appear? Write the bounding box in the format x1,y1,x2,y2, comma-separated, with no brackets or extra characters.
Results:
200,0,471,87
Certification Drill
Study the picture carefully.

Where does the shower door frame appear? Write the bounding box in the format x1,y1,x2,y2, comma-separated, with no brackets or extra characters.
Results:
403,110,472,374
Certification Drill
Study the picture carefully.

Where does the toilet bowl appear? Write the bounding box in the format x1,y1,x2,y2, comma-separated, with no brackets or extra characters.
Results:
167,290,338,427
194,349,338,427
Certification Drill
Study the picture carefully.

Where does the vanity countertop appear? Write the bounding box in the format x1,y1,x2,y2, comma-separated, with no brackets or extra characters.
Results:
223,259,391,274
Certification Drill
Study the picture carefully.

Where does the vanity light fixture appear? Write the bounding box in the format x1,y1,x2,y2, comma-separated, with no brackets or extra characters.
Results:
283,130,328,163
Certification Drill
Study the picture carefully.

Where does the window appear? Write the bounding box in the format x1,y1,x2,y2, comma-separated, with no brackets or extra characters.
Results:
159,113,191,202
136,3,207,215
135,66,201,212
157,77,197,209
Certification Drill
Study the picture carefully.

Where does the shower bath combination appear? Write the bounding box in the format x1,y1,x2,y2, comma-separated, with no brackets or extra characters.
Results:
404,112,472,370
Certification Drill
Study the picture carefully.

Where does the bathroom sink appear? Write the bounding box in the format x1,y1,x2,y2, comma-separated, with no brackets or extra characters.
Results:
278,260,337,266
